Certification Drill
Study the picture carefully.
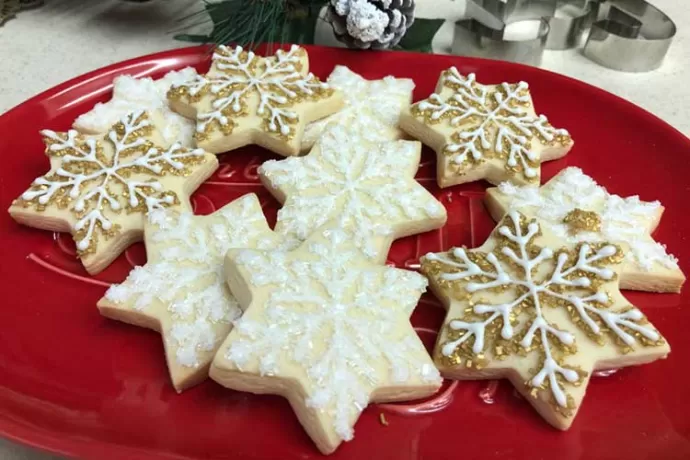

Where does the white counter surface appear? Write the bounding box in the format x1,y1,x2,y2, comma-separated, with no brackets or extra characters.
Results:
0,0,686,458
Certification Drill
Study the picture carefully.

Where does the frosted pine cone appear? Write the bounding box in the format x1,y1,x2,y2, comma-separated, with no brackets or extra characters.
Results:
327,0,415,50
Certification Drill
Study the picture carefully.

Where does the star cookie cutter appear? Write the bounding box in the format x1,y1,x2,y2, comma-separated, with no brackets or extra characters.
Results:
584,0,676,72
454,1,595,66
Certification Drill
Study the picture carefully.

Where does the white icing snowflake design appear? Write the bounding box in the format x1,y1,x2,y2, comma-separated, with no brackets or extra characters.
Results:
412,68,571,181
104,195,283,368
302,66,414,148
260,125,446,258
423,211,663,412
495,167,679,272
226,228,440,441
169,45,332,140
16,110,209,254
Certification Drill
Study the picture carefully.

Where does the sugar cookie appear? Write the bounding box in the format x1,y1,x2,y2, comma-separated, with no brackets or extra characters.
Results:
400,68,573,188
9,111,218,274
260,123,447,262
167,45,344,156
74,68,197,147
98,194,285,391
300,65,414,151
421,210,669,430
211,226,441,454
485,167,684,293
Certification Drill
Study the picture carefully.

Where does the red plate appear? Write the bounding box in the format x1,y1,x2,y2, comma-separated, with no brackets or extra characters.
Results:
1,45,689,459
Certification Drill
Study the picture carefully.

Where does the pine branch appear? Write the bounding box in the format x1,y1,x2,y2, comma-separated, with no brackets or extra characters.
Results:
175,0,328,48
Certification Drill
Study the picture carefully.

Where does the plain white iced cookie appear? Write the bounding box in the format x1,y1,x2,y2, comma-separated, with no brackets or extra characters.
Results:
211,226,441,454
98,194,286,392
73,68,197,147
260,121,447,263
300,65,414,151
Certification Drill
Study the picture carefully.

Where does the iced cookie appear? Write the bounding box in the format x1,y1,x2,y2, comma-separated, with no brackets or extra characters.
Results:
98,194,285,392
399,68,573,188
421,210,669,430
211,226,441,454
74,68,197,147
485,167,684,293
260,124,447,262
8,111,218,274
300,65,414,151
167,45,344,156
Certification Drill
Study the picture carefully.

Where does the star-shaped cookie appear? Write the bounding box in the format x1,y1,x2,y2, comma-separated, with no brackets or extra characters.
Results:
167,45,344,156
211,226,441,454
73,68,198,147
485,167,685,293
399,68,574,188
300,65,414,151
8,111,218,274
98,194,285,392
259,123,447,262
421,210,669,430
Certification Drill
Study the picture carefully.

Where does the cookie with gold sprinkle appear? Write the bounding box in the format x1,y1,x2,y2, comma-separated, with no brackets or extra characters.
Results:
485,167,685,293
399,68,573,188
8,110,218,274
167,45,344,156
421,210,669,430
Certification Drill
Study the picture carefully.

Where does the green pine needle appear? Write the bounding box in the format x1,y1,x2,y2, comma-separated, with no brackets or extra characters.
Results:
176,0,328,49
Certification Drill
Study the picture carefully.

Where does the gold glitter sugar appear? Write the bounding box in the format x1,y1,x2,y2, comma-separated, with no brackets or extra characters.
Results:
17,112,208,255
169,45,333,142
424,211,664,416
563,208,603,234
411,70,572,181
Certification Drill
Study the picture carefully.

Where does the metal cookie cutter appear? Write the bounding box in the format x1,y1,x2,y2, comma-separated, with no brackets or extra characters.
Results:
454,0,594,66
546,0,597,50
583,0,676,72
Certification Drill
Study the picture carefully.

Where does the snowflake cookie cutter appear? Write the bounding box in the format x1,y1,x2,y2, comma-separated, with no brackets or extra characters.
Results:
455,0,674,72
455,0,596,66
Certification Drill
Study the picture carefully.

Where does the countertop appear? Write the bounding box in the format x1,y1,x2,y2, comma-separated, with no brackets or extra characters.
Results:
0,0,686,458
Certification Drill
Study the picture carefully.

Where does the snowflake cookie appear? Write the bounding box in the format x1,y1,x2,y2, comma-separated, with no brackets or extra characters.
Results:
399,68,574,188
98,194,284,391
260,124,447,262
300,65,414,151
485,167,685,293
210,226,441,454
73,68,198,147
167,45,344,156
8,111,218,274
421,210,669,430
